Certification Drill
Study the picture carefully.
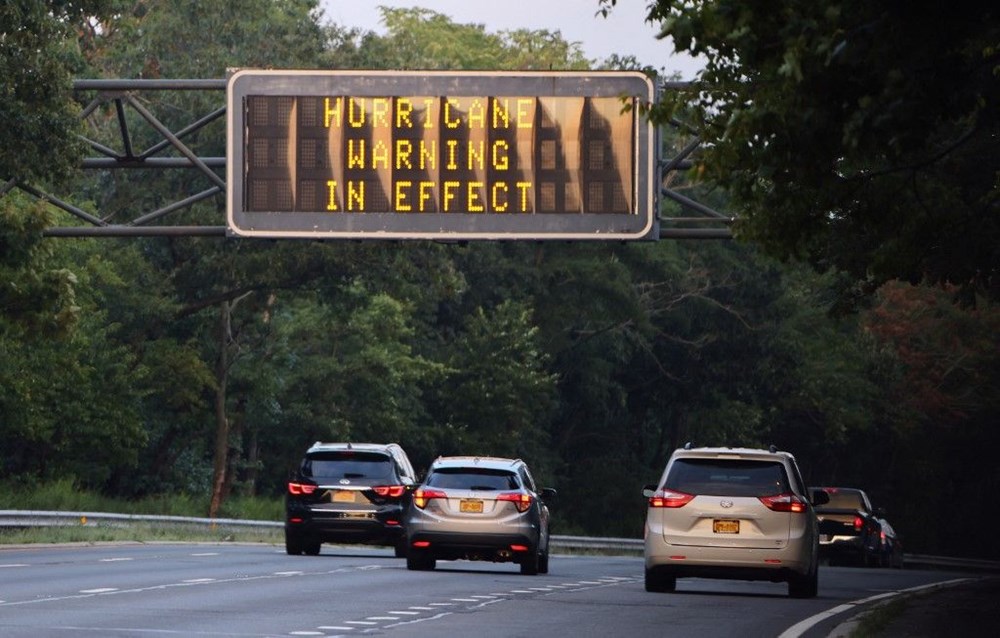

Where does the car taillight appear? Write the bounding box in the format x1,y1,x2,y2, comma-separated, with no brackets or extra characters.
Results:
372,485,406,498
648,489,695,508
497,492,533,513
854,515,864,531
759,493,807,513
288,482,317,496
412,488,446,509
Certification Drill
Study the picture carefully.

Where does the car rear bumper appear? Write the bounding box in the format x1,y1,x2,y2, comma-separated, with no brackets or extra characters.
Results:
408,530,539,562
286,510,405,546
645,537,814,577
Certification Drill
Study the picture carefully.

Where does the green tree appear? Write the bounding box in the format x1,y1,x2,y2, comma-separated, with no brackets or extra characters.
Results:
327,7,590,70
604,0,999,303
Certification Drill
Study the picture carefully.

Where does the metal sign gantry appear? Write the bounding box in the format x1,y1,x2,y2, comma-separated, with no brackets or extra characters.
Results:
2,78,733,239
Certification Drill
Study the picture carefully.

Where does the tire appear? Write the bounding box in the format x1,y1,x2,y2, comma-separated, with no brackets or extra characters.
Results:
394,540,408,558
538,547,550,574
644,568,676,593
788,562,819,598
520,546,540,575
406,552,436,571
304,541,321,556
285,531,304,555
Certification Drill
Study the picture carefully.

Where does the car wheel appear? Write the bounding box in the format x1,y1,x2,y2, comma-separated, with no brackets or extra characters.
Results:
788,562,819,598
406,552,436,571
285,531,304,555
394,540,408,558
538,548,549,574
644,568,676,593
520,546,540,575
303,541,321,556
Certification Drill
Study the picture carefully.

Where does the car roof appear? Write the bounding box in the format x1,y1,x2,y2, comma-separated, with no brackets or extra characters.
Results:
812,486,866,494
670,446,796,462
429,456,522,471
306,442,400,454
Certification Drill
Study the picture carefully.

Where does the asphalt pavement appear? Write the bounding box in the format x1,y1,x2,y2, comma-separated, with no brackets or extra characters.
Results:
828,575,1000,637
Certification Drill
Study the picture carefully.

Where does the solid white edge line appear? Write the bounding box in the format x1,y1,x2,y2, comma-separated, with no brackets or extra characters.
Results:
777,578,973,638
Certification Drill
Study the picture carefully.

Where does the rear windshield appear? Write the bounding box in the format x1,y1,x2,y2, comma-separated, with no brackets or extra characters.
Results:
426,468,520,491
302,451,393,480
818,490,865,509
665,458,790,497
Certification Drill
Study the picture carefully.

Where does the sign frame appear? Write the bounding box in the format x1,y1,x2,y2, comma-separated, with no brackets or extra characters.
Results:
226,69,657,240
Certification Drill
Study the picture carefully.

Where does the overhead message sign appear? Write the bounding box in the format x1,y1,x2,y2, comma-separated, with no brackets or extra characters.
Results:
226,70,656,240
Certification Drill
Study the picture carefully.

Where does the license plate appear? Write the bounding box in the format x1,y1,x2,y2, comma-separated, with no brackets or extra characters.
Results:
713,519,740,534
332,490,356,503
460,499,483,513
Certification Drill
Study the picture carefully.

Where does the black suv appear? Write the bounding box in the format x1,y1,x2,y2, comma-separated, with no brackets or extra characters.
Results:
285,442,417,556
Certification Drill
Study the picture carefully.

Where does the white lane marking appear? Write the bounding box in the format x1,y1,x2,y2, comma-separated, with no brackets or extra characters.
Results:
189,552,219,556
384,612,452,628
510,589,534,593
366,616,399,621
428,602,454,606
344,620,378,625
289,632,325,636
388,610,420,615
450,598,479,602
0,564,29,568
469,595,497,599
79,588,118,594
0,564,381,608
318,627,355,631
182,579,215,583
274,571,304,576
777,578,973,638
408,606,435,611
99,558,133,562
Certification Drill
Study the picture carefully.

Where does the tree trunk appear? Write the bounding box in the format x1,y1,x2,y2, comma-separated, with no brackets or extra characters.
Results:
208,302,230,519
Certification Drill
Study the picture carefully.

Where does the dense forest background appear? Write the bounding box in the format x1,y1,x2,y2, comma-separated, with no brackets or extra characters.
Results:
2,1,997,559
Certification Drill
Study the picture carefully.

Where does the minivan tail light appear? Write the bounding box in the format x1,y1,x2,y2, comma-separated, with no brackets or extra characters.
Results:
497,492,533,513
372,485,406,498
412,488,446,509
288,482,318,496
648,489,695,508
759,493,807,513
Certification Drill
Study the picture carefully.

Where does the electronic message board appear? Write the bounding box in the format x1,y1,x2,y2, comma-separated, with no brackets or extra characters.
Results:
226,70,656,240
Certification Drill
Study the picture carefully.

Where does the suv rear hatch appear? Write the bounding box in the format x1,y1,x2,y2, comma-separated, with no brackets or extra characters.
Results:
658,457,793,549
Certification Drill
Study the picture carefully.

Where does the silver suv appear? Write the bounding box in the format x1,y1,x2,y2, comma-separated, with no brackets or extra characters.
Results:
643,445,828,598
404,456,555,575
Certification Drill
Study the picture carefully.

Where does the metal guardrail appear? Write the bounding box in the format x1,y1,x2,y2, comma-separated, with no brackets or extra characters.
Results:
3,510,998,572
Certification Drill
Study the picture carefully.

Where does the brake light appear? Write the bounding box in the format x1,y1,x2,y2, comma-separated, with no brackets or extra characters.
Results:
497,492,533,513
759,493,807,513
648,489,695,508
288,482,317,496
412,488,446,509
854,515,864,531
372,485,406,498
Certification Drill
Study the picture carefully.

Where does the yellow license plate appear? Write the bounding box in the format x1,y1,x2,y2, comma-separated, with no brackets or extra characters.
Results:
460,499,483,513
713,519,740,534
332,490,356,503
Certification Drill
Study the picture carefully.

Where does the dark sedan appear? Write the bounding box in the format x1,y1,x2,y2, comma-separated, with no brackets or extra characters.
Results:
811,486,902,568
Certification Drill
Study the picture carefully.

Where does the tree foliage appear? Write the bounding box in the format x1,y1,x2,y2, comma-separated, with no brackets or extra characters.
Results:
608,0,1000,304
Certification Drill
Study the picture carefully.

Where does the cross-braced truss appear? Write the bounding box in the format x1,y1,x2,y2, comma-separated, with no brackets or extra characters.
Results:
2,79,732,239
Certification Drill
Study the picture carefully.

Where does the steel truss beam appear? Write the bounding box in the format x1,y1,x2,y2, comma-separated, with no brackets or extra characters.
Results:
2,78,732,239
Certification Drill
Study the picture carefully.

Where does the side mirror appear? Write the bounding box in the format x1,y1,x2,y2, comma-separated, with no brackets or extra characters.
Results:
811,489,830,506
642,484,657,498
540,487,557,500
